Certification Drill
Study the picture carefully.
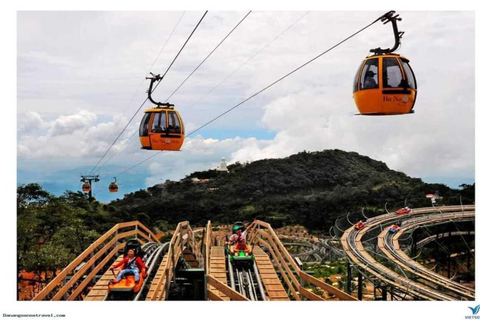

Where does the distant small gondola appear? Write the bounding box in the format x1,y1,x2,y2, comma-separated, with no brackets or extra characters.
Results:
109,177,118,193
82,182,91,193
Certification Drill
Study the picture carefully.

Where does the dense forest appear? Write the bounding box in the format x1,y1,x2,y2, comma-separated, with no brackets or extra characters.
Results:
17,149,474,296
106,149,474,231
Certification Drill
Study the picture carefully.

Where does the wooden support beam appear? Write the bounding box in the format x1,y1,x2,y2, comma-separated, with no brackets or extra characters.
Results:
207,289,226,301
299,287,324,301
207,275,249,301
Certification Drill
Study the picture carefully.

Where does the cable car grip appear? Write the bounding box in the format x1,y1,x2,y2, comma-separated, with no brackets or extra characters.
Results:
370,11,404,55
146,73,175,108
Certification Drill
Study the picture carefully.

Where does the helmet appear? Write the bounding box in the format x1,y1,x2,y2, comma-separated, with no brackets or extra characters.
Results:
233,221,245,232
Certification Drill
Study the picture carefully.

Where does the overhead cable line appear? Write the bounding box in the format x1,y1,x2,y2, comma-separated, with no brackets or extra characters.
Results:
164,11,252,101
97,11,186,164
88,11,208,175
117,12,187,135
96,130,137,173
149,11,186,74
162,11,209,79
187,11,309,110
115,12,385,176
99,11,252,171
118,151,161,176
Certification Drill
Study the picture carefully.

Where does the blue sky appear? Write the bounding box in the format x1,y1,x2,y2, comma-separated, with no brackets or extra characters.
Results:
16,11,475,202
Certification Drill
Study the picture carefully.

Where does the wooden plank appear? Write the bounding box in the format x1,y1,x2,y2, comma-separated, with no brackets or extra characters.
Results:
270,297,291,301
137,221,161,243
207,275,248,301
210,272,227,277
257,230,301,289
263,284,285,291
146,255,168,301
267,290,289,298
259,226,356,301
252,246,289,301
84,254,125,301
208,289,226,301
147,222,190,301
68,244,125,300
54,238,121,300
255,268,277,274
255,238,299,301
299,287,324,301
208,246,229,301
33,224,120,300
87,289,106,296
261,279,284,285
257,273,281,279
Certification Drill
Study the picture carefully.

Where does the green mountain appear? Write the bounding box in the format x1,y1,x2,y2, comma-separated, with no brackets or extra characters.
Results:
16,149,474,285
105,149,474,232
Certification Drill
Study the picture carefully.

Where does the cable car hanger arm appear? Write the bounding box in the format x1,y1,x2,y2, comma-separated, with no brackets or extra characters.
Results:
146,73,175,108
370,10,404,55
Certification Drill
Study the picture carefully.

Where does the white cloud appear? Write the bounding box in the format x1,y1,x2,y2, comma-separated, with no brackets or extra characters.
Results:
229,82,474,180
144,135,272,186
49,110,97,136
17,110,133,159
17,111,50,134
17,11,475,189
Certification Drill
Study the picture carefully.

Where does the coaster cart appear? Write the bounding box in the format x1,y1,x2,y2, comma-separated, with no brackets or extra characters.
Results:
396,207,412,215
107,239,147,300
354,221,366,231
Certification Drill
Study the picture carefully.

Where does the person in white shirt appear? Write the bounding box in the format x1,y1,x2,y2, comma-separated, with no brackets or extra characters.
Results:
227,221,256,256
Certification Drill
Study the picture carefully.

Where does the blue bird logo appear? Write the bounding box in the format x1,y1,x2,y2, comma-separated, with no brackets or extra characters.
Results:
469,305,480,315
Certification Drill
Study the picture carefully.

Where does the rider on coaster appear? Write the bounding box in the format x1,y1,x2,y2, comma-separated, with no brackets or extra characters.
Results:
110,248,148,283
227,220,255,256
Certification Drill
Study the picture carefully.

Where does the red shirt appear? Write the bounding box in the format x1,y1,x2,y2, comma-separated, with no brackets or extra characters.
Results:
112,256,146,271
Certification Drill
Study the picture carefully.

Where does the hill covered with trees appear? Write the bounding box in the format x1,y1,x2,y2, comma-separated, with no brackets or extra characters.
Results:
105,149,474,231
17,149,474,298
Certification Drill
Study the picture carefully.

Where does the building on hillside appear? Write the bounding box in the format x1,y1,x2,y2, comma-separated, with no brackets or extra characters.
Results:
216,157,229,172
425,193,443,204
191,177,210,183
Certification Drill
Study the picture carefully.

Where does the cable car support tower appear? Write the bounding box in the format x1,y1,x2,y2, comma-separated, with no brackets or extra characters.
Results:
80,175,100,201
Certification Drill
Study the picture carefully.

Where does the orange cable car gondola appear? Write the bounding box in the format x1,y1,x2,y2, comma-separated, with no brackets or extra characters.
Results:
82,182,91,193
139,73,185,151
109,177,119,193
353,11,417,115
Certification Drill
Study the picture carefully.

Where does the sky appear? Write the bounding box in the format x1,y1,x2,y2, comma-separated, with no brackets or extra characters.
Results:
4,2,479,319
16,10,475,202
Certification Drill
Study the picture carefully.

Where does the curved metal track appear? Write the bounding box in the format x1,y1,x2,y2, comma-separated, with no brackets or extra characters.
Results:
227,257,267,301
134,242,169,300
379,213,475,300
341,205,475,300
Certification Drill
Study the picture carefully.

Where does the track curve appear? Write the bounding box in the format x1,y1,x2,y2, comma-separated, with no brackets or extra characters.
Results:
341,205,475,300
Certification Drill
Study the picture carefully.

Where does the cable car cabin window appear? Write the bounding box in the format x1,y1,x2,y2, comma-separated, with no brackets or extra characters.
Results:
139,113,151,137
360,58,378,90
401,60,417,89
168,112,181,134
152,111,166,133
353,62,363,92
382,58,403,88
179,115,185,134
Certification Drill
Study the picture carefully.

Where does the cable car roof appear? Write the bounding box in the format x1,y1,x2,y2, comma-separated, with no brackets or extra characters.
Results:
365,53,409,60
144,107,178,113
